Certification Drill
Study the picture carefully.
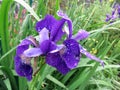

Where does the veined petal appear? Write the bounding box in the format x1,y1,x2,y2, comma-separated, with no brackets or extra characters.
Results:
46,52,70,74
57,10,72,38
50,19,65,42
62,50,79,69
79,45,104,67
40,40,57,54
62,39,80,69
24,48,42,57
35,15,56,32
72,30,89,40
17,36,35,55
63,39,80,56
14,55,33,81
50,44,65,53
46,52,61,67
56,60,70,74
39,28,49,43
106,14,111,22
36,14,65,42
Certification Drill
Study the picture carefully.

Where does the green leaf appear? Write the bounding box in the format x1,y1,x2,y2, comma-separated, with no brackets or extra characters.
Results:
0,78,8,90
0,0,13,66
14,0,40,21
0,66,18,90
46,74,67,89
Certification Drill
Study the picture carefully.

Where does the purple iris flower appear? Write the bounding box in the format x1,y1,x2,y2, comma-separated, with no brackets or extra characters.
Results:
14,36,37,81
117,5,120,18
14,10,104,80
99,0,102,3
106,3,120,23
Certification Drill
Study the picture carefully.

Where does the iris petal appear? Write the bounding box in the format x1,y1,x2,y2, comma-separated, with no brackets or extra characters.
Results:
63,39,80,56
50,44,65,53
35,15,56,32
79,45,104,67
62,39,80,69
39,28,49,43
17,36,36,55
57,10,72,38
40,40,57,54
14,55,33,81
50,19,65,42
36,15,65,42
72,30,89,40
46,52,70,74
62,50,79,69
24,48,43,57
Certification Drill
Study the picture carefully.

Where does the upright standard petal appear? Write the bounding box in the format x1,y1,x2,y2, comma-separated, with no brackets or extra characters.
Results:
72,30,89,41
35,15,56,32
57,10,72,38
39,28,49,43
79,45,104,67
50,19,65,42
35,15,65,42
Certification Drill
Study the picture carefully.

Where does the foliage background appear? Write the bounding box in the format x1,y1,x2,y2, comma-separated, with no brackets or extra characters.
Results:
0,0,120,90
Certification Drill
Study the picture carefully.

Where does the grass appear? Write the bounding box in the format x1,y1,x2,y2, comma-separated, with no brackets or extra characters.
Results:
0,0,120,90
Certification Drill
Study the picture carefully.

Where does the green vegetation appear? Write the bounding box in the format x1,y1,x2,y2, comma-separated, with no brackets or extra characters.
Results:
0,0,120,90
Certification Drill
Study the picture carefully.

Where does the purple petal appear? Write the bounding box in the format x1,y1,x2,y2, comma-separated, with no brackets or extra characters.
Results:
106,14,111,22
35,15,65,42
63,39,80,56
14,55,33,81
57,10,72,38
35,15,56,32
79,45,104,67
17,37,35,55
62,39,80,69
24,48,43,57
50,19,65,42
117,6,120,16
62,50,79,69
46,52,61,67
39,28,49,43
72,30,89,40
17,45,29,55
50,44,65,53
40,40,57,54
56,60,70,74
46,52,70,74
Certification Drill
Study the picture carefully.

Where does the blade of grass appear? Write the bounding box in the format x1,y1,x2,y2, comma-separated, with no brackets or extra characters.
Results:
46,74,67,89
0,0,13,66
14,0,40,21
0,78,8,90
0,66,18,90
0,46,16,63
78,40,115,90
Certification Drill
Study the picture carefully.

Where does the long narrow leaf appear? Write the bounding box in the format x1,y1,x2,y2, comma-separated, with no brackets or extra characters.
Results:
14,0,40,21
0,66,18,90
